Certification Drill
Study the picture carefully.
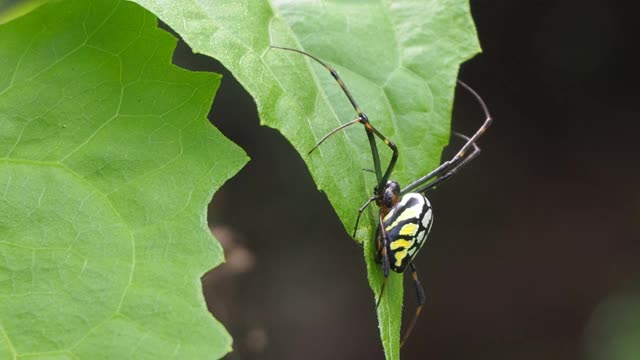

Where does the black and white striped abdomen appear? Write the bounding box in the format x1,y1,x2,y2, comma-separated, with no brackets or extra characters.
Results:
382,193,433,273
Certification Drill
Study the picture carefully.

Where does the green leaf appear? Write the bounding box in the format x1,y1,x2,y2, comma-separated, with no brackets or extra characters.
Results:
585,291,640,360
133,0,479,358
0,0,48,25
0,0,247,358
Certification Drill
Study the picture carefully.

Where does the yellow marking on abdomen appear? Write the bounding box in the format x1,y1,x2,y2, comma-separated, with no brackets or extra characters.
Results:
394,249,408,268
390,239,413,250
385,205,421,231
399,223,418,237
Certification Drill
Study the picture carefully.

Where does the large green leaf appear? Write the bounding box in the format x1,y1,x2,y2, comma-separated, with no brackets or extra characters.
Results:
0,0,247,358
585,291,640,360
133,0,479,358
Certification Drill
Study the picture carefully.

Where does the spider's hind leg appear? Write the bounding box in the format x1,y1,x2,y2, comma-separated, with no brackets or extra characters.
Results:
375,212,391,309
400,262,426,348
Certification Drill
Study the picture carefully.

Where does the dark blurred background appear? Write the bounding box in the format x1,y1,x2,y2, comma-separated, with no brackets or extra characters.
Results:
181,1,640,359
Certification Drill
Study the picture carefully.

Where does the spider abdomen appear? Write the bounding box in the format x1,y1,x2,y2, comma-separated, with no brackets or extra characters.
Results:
383,193,433,273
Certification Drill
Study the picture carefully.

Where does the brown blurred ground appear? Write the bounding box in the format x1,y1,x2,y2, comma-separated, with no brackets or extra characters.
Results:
172,1,639,359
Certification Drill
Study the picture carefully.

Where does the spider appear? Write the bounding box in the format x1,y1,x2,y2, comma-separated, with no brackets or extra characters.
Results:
271,46,492,347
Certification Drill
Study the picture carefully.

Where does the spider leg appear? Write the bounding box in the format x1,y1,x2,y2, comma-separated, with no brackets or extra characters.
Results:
270,46,398,191
375,211,391,309
447,80,492,166
352,195,377,238
412,135,481,193
402,80,492,194
308,117,363,154
400,261,425,348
